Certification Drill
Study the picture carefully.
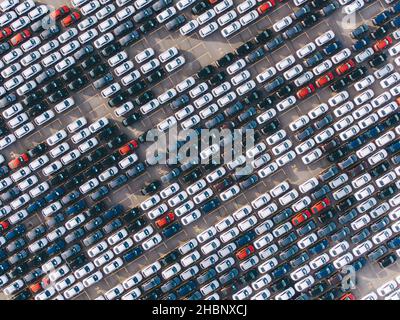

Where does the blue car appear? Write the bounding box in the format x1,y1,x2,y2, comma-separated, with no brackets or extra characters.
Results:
45,187,65,202
65,199,87,216
388,236,400,249
26,198,47,214
176,280,197,298
323,41,342,55
123,247,143,263
0,261,10,275
372,10,392,26
315,263,335,280
102,204,124,221
200,198,221,214
290,252,310,268
5,225,26,241
46,239,66,256
309,239,329,255
352,37,370,51
162,223,182,238
388,140,400,154
235,230,257,247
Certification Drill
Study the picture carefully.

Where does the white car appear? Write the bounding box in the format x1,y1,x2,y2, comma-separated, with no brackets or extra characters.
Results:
297,42,316,58
134,48,154,64
221,21,241,37
81,0,100,15
344,0,364,14
239,10,258,27
256,67,276,83
199,22,218,38
217,9,237,26
315,30,335,46
180,19,199,35
237,0,256,14
28,4,48,20
273,16,293,32
355,47,374,63
165,55,185,73
159,47,178,63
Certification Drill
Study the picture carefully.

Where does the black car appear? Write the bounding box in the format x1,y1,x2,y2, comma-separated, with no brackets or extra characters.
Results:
62,67,81,82
48,89,69,104
28,102,49,117
236,41,256,56
371,25,389,40
108,91,129,107
260,119,280,135
134,91,154,105
182,168,202,183
68,77,88,91
208,72,226,86
107,134,128,149
191,1,210,15
347,66,367,82
368,53,387,68
88,63,108,79
330,78,350,92
197,65,216,79
147,69,165,84
301,13,319,28
254,29,273,44
141,181,161,195
276,85,294,99
101,152,122,167
42,79,64,94
122,113,142,126
27,143,48,158
98,125,119,141
127,80,147,96
257,96,276,109
139,19,158,34
101,43,122,58
217,52,235,68
81,55,101,70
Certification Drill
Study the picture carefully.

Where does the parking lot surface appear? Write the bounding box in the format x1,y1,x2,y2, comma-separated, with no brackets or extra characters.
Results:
0,0,399,301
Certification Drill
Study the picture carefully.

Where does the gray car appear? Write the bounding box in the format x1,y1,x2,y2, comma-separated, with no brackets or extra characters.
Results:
264,76,284,93
119,31,140,47
74,45,94,61
133,7,154,23
219,268,238,285
94,73,114,89
113,20,134,37
166,15,186,31
367,245,388,261
35,68,56,85
152,0,173,12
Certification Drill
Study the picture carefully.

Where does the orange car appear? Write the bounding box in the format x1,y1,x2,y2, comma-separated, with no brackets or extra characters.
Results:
311,197,331,214
296,84,315,100
118,139,139,156
9,29,31,47
257,0,276,14
335,59,356,76
50,5,70,20
62,12,81,27
236,245,255,260
156,212,175,228
291,210,311,226
373,36,393,52
29,277,50,293
8,153,29,170
315,72,334,88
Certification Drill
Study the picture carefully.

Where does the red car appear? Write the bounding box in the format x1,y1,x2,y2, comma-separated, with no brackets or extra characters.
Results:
315,72,334,88
291,210,311,226
118,139,139,156
340,293,356,300
156,212,175,228
29,277,50,294
257,0,276,14
62,12,81,27
235,245,255,260
296,84,315,99
335,59,356,76
50,5,70,20
9,29,31,46
311,197,331,214
0,27,12,41
0,221,9,232
8,153,29,170
373,36,393,52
